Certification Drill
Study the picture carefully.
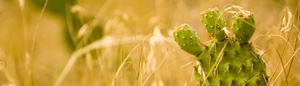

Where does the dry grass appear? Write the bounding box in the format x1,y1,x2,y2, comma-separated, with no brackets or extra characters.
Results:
0,0,300,86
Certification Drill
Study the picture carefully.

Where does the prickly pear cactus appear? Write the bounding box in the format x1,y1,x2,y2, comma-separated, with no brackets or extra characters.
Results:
173,8,268,86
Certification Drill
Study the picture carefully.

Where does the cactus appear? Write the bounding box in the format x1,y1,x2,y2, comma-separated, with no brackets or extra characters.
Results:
232,10,256,43
200,8,226,41
173,8,268,86
174,24,202,56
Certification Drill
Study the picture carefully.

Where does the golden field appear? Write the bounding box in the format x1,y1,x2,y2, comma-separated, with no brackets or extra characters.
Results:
0,0,299,86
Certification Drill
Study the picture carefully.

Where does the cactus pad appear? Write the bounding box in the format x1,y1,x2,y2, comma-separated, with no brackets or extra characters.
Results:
173,24,202,56
173,8,268,86
200,8,226,41
232,11,256,43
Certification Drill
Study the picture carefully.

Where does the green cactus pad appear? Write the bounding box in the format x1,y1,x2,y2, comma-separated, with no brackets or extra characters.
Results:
200,8,226,41
196,40,267,86
173,7,268,86
232,11,256,43
173,24,202,56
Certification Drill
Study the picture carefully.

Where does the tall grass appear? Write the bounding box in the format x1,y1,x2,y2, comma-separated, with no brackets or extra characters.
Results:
0,0,299,86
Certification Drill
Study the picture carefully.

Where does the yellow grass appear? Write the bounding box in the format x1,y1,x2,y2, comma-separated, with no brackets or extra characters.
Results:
0,0,299,86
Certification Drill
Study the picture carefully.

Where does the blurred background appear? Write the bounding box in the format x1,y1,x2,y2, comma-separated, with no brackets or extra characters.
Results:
0,0,299,86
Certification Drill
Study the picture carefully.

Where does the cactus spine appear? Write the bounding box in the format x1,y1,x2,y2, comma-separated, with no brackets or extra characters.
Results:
173,7,268,86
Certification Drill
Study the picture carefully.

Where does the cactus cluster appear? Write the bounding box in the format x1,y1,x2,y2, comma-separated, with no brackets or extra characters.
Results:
173,8,268,86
